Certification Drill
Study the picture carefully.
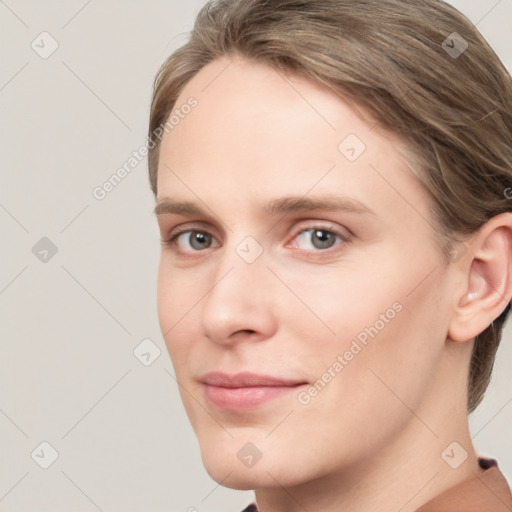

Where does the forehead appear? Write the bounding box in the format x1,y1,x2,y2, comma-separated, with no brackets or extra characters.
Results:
160,55,374,161
156,55,430,226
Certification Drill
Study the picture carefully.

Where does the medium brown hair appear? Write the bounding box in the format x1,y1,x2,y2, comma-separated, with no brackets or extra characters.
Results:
148,0,512,413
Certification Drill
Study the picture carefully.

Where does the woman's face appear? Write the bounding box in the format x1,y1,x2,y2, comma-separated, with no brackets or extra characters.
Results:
155,55,456,489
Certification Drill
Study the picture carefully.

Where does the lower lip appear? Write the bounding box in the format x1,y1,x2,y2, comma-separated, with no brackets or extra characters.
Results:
203,384,305,410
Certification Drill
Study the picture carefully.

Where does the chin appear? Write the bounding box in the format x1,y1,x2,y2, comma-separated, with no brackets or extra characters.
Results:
203,463,288,491
200,445,309,490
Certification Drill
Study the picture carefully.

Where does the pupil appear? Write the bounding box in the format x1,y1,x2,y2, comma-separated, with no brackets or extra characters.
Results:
314,230,334,249
191,232,210,249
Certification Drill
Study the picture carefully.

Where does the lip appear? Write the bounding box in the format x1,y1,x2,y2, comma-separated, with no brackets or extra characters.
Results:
200,371,306,388
200,371,308,411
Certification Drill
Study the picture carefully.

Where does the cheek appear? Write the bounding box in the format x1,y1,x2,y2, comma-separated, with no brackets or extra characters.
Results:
285,304,441,466
157,265,201,424
286,250,444,406
157,262,191,363
156,262,174,334
157,259,196,327
325,284,445,429
279,264,400,357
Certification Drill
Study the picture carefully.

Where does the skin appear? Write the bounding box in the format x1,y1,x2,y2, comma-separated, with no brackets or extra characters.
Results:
154,54,512,512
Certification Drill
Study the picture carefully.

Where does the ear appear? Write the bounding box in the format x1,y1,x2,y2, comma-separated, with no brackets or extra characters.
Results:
448,212,512,343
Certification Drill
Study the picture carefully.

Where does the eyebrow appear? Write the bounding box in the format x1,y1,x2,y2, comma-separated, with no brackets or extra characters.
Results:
154,195,376,217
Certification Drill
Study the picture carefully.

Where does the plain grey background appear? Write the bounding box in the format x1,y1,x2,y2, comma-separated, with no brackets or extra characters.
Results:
0,1,511,511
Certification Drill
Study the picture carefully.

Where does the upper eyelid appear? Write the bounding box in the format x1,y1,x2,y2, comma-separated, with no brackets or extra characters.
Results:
166,221,219,240
167,219,346,237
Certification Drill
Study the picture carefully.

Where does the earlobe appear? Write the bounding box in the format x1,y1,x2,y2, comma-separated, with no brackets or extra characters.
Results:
448,213,512,343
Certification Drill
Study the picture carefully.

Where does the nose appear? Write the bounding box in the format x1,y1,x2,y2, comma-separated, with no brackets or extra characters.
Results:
200,238,278,346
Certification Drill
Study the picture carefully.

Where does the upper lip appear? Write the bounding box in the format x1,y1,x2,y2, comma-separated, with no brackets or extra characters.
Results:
200,371,307,388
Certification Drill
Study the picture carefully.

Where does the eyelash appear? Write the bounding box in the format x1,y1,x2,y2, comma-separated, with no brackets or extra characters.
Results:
160,223,350,257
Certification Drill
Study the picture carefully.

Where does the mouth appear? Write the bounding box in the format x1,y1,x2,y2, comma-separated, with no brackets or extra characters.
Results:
199,371,308,411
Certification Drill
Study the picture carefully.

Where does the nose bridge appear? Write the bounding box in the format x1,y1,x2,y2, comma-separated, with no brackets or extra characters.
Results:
212,231,267,291
200,232,275,342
